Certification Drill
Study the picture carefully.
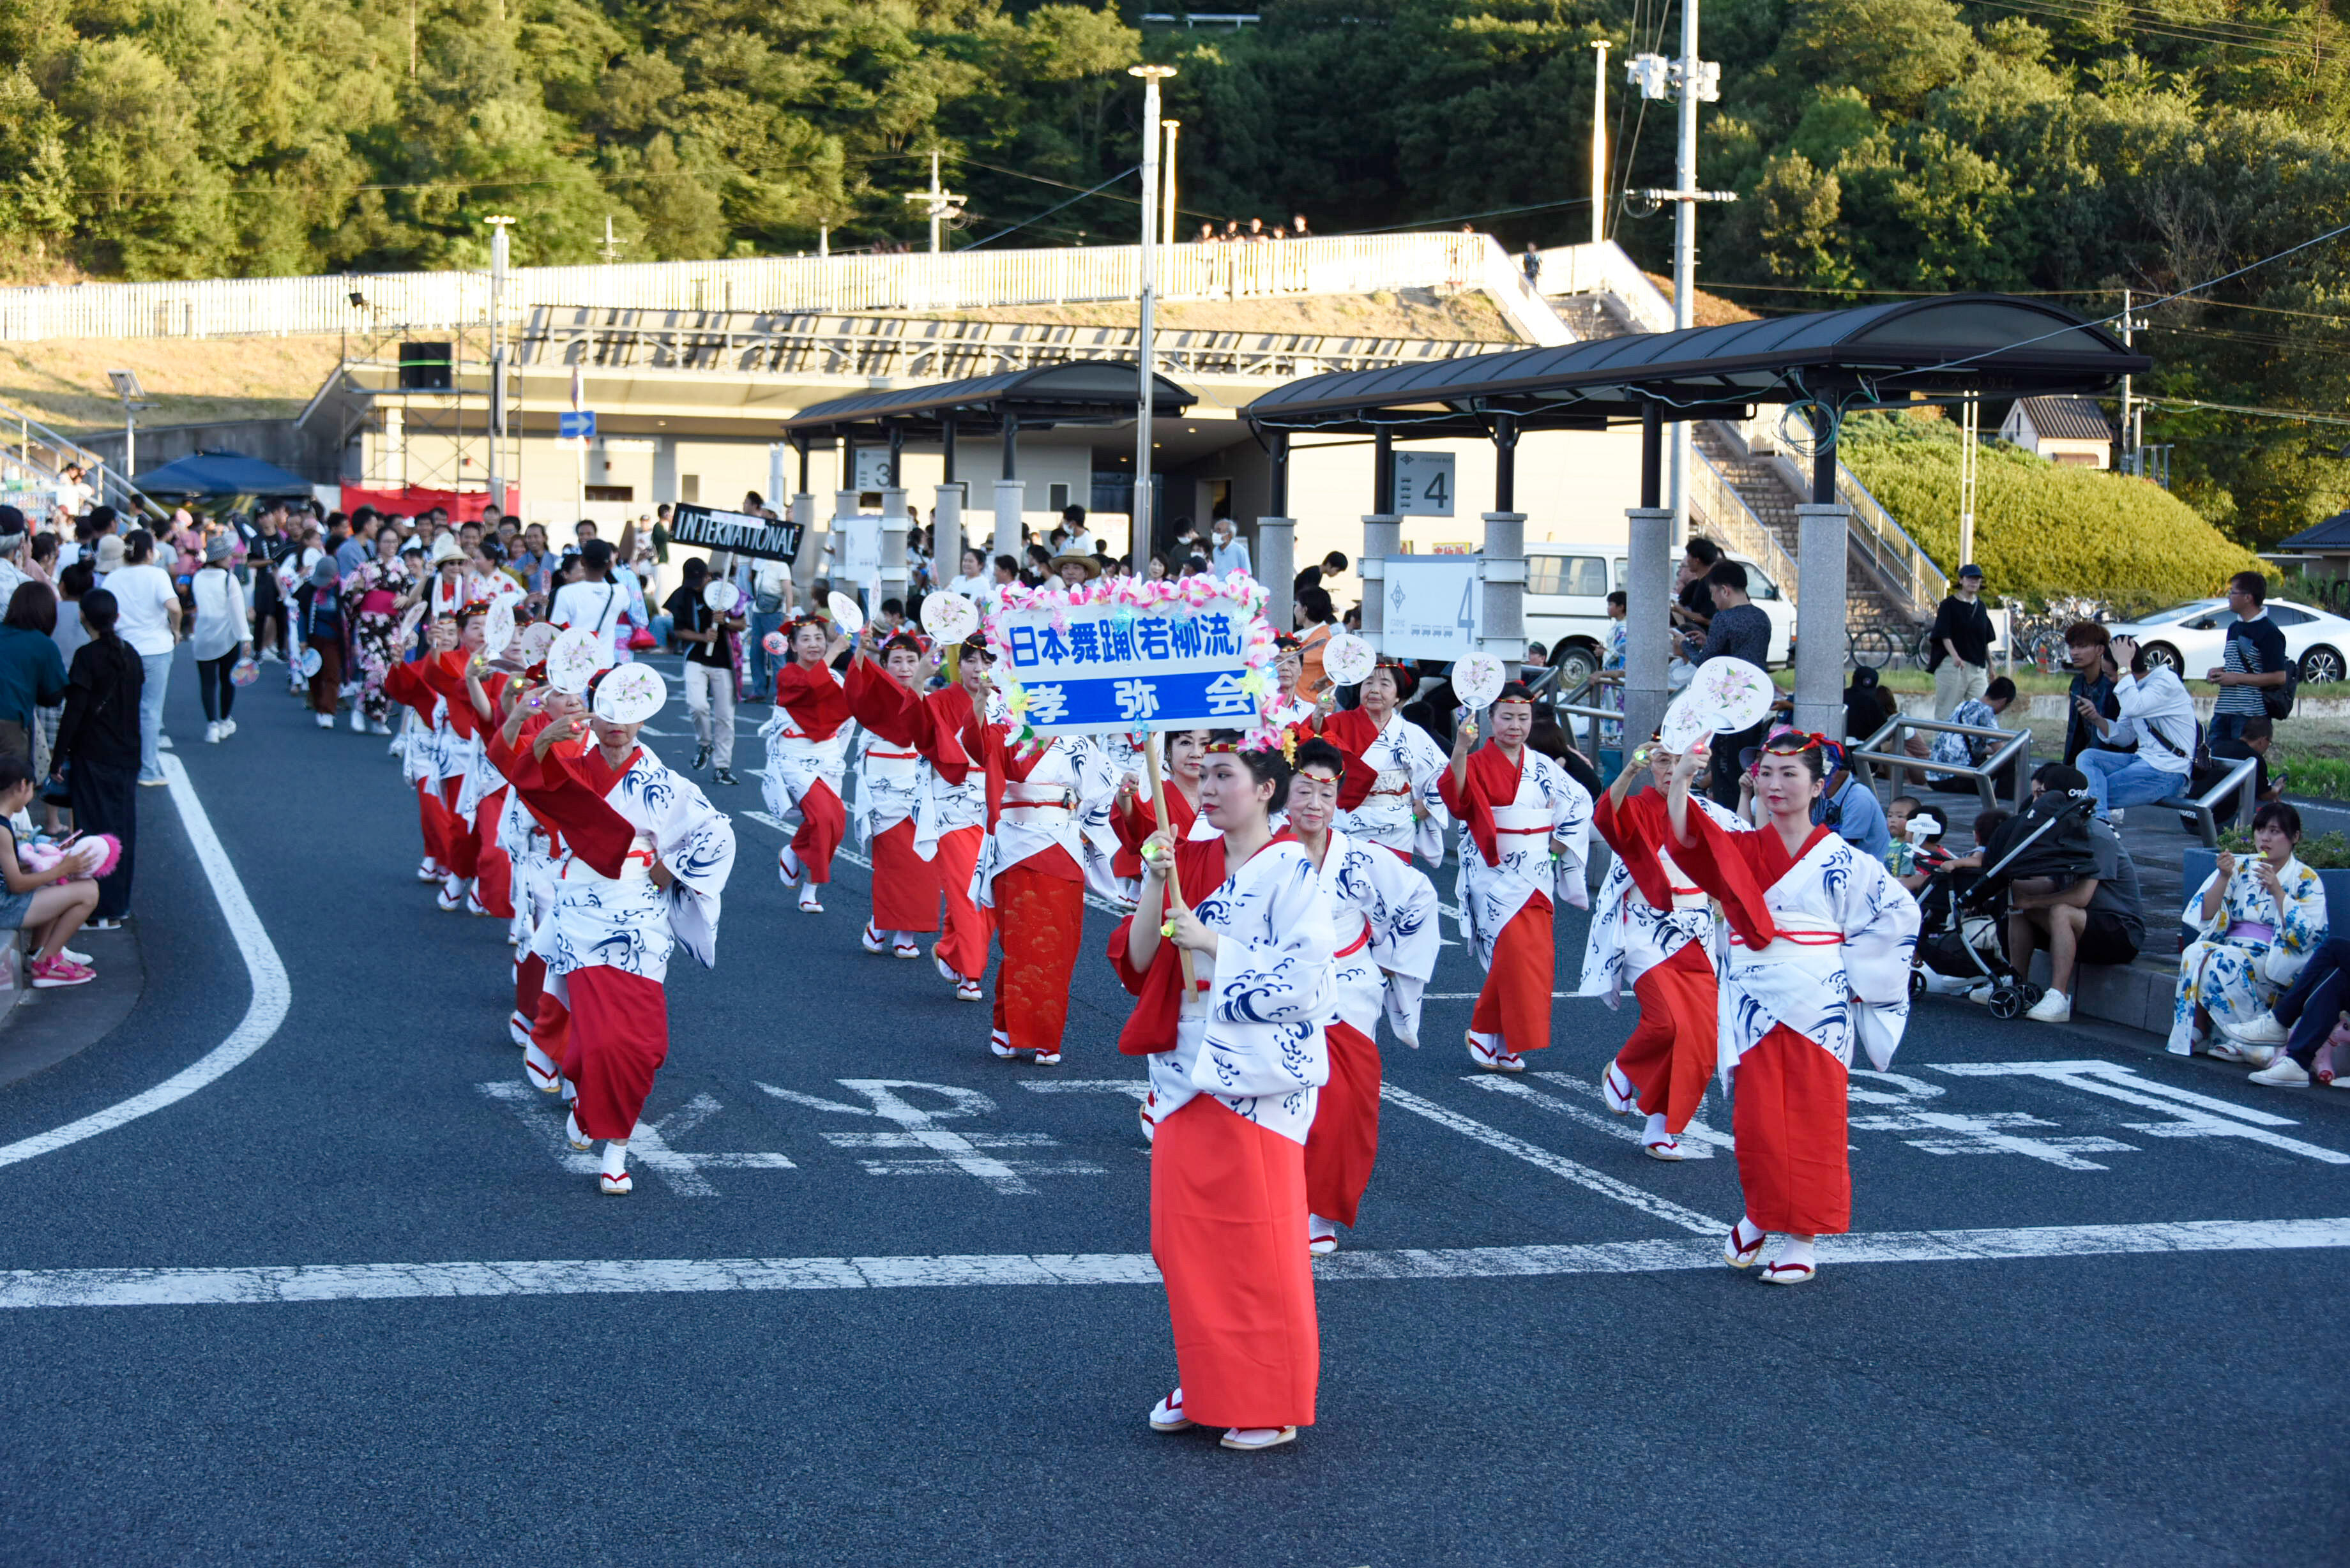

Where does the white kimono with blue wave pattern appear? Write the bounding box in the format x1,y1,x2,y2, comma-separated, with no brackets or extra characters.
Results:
1314,827,1441,1048
1716,831,1920,1084
532,751,739,991
1145,840,1337,1146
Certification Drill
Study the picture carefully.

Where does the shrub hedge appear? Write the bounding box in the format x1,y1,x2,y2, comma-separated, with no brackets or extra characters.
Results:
1837,415,2262,614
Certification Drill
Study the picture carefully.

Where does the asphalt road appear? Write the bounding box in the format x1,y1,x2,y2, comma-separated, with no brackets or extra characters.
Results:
3,647,2346,1566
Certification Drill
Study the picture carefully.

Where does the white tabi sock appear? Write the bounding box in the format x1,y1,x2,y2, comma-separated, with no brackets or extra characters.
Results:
1307,1213,1339,1241
602,1140,630,1179
1644,1112,1671,1144
1772,1236,1817,1271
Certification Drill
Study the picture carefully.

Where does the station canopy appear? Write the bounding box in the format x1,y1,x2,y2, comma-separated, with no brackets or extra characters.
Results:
1241,294,2151,437
781,360,1195,444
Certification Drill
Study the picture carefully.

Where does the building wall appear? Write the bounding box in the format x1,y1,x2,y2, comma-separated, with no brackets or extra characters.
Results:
82,418,341,485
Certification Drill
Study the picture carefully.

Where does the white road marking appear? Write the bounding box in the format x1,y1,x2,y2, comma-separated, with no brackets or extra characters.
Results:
0,754,291,1170
1465,1073,1717,1159
479,1083,796,1195
10,1216,2347,1309
1934,1060,2350,1165
1423,991,1573,1000
1378,1083,1726,1235
756,1079,1103,1193
1020,1080,1153,1103
1529,1069,1736,1152
738,809,1132,916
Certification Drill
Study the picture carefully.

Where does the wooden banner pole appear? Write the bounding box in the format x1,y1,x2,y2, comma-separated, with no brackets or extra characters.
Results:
1144,738,1199,995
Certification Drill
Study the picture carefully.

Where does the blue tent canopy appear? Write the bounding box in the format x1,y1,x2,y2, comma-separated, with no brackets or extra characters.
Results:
132,450,315,498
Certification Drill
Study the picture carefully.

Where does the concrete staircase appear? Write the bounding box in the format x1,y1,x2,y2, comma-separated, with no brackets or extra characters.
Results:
1692,421,1918,631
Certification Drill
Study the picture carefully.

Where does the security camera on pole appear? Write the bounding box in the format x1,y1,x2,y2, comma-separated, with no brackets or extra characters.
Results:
1130,64,1176,561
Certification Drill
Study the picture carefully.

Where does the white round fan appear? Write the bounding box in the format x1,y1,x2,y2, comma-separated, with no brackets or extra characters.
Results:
545,625,603,695
1321,631,1375,688
827,591,865,638
704,580,739,614
1452,651,1508,711
920,592,979,644
591,661,666,725
479,599,515,660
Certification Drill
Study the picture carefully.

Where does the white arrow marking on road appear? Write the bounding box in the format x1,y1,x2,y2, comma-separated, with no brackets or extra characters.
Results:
1378,1083,1726,1235
0,754,291,1170
1932,1060,2350,1165
9,1217,2350,1309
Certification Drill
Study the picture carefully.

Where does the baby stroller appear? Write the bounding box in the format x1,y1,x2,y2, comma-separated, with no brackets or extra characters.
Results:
1910,788,2099,1020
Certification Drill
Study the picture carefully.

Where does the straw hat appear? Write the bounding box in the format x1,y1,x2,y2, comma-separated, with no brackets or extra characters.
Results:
1049,552,1100,582
94,535,126,573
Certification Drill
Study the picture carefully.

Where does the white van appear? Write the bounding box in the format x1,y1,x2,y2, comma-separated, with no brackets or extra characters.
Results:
1522,540,1794,689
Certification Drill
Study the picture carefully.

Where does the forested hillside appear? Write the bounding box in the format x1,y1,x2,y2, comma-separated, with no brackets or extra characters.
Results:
1,0,2344,541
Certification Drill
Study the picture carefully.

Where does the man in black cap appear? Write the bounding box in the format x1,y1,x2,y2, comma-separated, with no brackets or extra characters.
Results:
1929,563,1993,721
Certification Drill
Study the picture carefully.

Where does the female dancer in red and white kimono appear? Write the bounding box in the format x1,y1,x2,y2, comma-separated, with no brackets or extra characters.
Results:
384,608,496,914
481,665,593,1092
913,636,1000,1002
1310,660,1450,864
1284,735,1439,1253
969,713,1118,1064
427,603,515,923
1665,732,1920,1284
1109,728,1218,893
759,615,852,913
505,663,738,1193
845,629,950,959
1114,736,1335,1453
1440,681,1593,1071
1579,736,1751,1160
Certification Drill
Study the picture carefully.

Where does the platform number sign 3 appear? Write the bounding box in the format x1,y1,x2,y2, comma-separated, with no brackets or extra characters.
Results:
1395,451,1457,517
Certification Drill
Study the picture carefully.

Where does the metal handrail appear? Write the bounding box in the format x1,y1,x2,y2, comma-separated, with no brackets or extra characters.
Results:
1847,713,2031,811
1780,411,1950,619
1689,447,1802,605
0,398,162,518
2158,756,2259,850
1551,699,1621,773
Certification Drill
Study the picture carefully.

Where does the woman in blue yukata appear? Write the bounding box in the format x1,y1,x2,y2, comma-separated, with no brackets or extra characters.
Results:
2172,801,2328,1057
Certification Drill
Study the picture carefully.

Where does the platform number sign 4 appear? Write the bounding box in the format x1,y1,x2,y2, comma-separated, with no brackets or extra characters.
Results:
1395,451,1456,517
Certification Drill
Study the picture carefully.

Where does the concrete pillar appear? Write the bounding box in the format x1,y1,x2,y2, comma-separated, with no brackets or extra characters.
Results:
1478,511,1527,661
1256,515,1296,630
830,487,858,594
653,435,678,508
992,479,1025,562
879,485,910,606
788,492,821,596
1357,513,1400,651
1794,501,1851,742
932,483,964,592
1624,504,1673,750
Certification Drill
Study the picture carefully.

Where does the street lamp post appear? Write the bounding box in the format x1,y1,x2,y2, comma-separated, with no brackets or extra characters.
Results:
487,215,514,515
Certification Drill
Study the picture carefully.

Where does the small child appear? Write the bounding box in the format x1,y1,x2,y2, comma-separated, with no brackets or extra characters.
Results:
1884,795,1923,875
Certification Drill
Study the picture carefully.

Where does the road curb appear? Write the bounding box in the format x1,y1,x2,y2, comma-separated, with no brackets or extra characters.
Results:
0,921,146,1090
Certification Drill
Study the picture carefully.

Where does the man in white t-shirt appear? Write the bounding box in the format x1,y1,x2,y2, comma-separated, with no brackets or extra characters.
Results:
106,528,183,786
549,538,628,671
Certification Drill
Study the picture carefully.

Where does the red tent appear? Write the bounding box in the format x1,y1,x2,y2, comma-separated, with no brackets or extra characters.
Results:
339,486,517,521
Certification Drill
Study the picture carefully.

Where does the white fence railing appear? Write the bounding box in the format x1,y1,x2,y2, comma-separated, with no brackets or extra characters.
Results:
1532,243,1677,334
0,233,1528,343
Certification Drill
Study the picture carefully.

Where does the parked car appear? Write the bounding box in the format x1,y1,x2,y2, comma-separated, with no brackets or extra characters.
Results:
1522,540,1795,690
2103,598,2350,684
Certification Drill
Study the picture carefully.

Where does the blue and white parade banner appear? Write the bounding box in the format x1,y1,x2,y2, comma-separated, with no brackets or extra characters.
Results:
982,573,1280,741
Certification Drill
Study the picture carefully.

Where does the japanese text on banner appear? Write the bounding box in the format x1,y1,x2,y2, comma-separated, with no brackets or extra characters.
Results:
991,591,1264,735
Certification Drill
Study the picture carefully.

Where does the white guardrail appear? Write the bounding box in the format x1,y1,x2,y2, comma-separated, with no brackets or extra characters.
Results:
0,233,1554,343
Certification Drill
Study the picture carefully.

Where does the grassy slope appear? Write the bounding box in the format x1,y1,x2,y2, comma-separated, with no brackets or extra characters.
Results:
1839,416,2260,613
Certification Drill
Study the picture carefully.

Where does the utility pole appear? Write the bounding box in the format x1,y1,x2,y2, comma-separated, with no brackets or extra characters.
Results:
598,215,626,264
1959,394,1978,568
2119,286,2137,476
1590,41,1609,248
107,370,151,485
1630,6,1725,549
1130,64,1176,559
901,151,966,255
487,215,514,516
1161,119,1181,245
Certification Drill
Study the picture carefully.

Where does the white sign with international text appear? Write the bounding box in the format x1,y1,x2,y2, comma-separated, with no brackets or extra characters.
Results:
1379,554,1483,659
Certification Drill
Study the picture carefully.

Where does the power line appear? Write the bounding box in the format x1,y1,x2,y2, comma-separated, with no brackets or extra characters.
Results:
955,166,1140,251
1338,195,1593,237
2145,395,2350,429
